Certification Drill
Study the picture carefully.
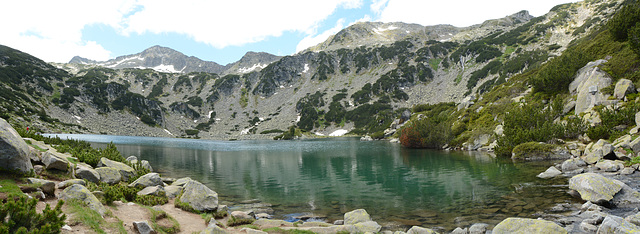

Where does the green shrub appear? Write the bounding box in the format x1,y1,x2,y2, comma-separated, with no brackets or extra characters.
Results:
630,23,640,57
607,2,640,41
227,216,254,227
135,195,168,206
0,195,66,233
260,129,284,134
511,142,558,160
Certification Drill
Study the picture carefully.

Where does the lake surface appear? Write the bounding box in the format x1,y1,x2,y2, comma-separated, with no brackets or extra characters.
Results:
47,134,577,231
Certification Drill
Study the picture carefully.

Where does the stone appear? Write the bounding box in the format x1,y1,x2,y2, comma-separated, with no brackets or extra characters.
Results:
569,60,612,115
62,225,72,231
240,228,267,234
133,221,155,234
563,101,576,115
27,145,41,163
469,223,489,234
492,218,566,234
95,167,122,185
353,220,382,233
625,212,640,226
333,220,344,225
137,185,165,196
255,213,272,219
231,211,254,219
97,157,135,181
58,179,86,190
172,177,193,187
451,227,467,234
75,164,100,184
0,118,33,174
344,209,372,225
41,151,70,171
595,160,624,172
598,215,640,233
621,167,635,175
630,137,640,154
33,165,44,174
580,221,598,233
360,136,373,141
178,180,218,212
164,185,182,199
537,166,562,179
27,178,55,195
129,173,163,188
200,225,227,234
569,173,622,204
140,160,153,172
126,156,138,163
60,184,106,216
406,226,438,234
581,201,603,212
613,135,632,149
611,181,640,208
252,219,293,227
561,158,587,172
614,79,636,100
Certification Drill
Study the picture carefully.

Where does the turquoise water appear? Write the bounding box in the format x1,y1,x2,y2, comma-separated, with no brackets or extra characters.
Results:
48,134,575,230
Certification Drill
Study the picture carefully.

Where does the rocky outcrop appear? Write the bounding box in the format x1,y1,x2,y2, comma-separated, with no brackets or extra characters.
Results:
42,151,70,171
178,180,219,212
492,217,566,234
569,60,612,115
613,79,635,100
129,173,163,188
97,157,135,181
0,118,33,174
60,184,106,216
95,167,122,185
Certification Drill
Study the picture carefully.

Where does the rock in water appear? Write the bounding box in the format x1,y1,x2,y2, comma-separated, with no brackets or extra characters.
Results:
60,184,106,216
97,157,136,181
569,173,622,204
344,209,372,225
492,218,566,234
598,215,640,234
537,166,562,179
178,180,218,212
129,173,163,188
0,118,33,174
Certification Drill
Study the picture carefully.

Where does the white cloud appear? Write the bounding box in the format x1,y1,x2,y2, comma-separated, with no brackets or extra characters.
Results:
1,0,361,62
374,0,578,27
296,18,347,52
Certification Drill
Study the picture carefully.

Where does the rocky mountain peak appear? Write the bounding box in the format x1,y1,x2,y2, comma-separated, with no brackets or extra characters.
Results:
224,51,282,74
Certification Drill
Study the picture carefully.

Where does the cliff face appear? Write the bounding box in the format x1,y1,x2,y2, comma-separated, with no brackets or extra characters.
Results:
0,0,623,139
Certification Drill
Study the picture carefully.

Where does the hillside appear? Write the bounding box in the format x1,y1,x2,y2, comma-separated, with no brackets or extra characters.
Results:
0,0,631,144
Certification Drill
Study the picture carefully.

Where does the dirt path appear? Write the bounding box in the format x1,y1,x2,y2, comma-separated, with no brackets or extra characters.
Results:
160,200,208,233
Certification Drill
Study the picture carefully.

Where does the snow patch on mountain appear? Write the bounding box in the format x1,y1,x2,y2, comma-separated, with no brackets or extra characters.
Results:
373,25,399,35
238,63,267,73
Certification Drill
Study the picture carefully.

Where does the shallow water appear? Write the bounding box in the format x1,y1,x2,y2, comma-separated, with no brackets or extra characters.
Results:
47,134,578,231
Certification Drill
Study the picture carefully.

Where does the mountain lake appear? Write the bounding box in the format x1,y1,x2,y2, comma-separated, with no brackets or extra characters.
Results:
45,134,578,230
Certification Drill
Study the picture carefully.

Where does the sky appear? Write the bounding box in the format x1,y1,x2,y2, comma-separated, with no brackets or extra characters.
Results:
1,0,577,65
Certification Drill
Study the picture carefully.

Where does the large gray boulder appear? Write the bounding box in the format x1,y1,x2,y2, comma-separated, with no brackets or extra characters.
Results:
129,173,163,189
469,223,489,234
60,184,106,216
595,160,624,172
614,79,636,100
344,209,371,225
172,177,193,187
75,163,100,184
95,167,122,185
598,215,640,234
42,151,70,171
27,178,55,195
569,173,622,204
583,139,615,164
353,221,381,233
137,185,165,196
178,180,218,212
0,118,33,174
97,157,135,181
493,218,566,234
164,185,183,199
569,60,612,115
58,179,86,190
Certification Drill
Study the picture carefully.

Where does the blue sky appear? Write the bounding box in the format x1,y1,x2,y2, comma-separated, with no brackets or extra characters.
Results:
2,0,577,65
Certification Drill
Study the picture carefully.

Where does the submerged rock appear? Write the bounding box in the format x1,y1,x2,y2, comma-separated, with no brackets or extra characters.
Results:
492,217,566,234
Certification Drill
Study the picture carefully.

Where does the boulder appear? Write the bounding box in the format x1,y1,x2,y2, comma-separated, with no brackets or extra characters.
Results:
613,135,632,149
451,227,467,234
33,165,44,175
178,180,218,212
561,158,587,172
406,226,438,234
569,59,612,115
95,167,122,185
614,79,636,100
164,185,183,199
75,164,100,184
631,137,640,154
200,225,227,234
241,228,267,234
344,209,371,225
492,217,566,234
598,215,640,234
27,178,55,195
569,173,621,204
621,167,635,175
60,184,106,216
625,212,640,226
42,151,70,171
133,221,155,234
126,156,138,163
595,160,624,172
97,157,135,181
353,221,382,233
469,223,489,234
0,118,33,174
172,177,193,187
140,160,153,172
137,185,165,196
26,145,42,163
611,181,640,208
231,211,254,220
537,166,562,179
494,125,504,137
129,173,163,188
58,179,86,190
